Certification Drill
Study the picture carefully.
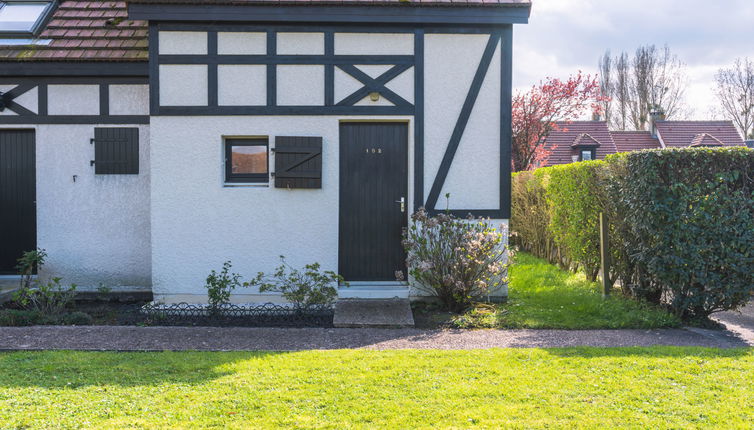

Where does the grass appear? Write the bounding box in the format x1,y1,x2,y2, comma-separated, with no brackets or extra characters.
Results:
0,348,752,428
451,252,680,329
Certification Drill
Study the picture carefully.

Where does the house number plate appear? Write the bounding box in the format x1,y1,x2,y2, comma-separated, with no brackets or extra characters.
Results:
365,148,382,154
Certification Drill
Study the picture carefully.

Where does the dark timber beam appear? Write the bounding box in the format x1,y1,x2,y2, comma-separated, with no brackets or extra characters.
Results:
128,4,531,25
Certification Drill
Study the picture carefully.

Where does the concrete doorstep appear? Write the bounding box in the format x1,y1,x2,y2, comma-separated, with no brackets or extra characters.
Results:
333,299,415,328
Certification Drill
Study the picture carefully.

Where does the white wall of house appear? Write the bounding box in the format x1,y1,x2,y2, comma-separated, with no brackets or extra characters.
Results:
150,115,413,303
149,28,509,303
0,123,152,290
424,33,502,211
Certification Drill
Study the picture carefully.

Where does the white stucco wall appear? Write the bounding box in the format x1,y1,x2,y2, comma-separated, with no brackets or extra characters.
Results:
277,32,324,55
424,33,502,211
334,33,414,55
276,65,324,106
218,32,266,55
159,31,207,55
150,116,412,303
48,85,100,116
159,65,208,106
109,85,150,116
1,124,152,290
218,65,266,106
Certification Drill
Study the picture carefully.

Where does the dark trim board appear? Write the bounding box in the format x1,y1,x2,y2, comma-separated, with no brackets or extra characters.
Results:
0,116,149,125
156,105,413,116
155,23,510,34
413,29,424,212
129,4,531,25
0,62,148,77
158,54,415,65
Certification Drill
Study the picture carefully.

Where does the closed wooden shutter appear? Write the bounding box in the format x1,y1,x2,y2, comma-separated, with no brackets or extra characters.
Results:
274,136,322,189
92,127,139,175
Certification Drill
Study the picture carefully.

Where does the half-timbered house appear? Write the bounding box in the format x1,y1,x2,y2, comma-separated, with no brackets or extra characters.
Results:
0,0,531,303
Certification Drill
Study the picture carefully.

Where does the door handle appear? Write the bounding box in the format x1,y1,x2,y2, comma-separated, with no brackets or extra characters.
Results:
395,196,405,213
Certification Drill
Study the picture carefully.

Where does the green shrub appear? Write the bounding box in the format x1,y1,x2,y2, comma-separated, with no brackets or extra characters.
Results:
511,170,562,265
512,147,754,321
13,277,77,316
546,161,605,281
0,309,43,326
246,256,343,309
204,261,243,311
607,147,754,320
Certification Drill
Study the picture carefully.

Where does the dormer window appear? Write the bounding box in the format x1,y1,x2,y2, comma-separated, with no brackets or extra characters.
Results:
580,149,595,161
0,1,55,35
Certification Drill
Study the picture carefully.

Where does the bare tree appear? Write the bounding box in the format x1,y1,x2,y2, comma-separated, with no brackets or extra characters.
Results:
598,45,689,130
714,58,754,139
598,51,612,122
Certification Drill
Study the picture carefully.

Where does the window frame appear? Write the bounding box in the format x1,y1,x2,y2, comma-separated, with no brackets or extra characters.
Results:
224,137,270,184
0,0,56,37
580,148,596,161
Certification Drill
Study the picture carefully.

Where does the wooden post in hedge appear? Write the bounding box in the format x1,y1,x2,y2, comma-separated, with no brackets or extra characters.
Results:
599,212,610,296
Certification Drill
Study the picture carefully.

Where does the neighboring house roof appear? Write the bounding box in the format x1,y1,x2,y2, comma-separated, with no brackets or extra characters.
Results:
611,131,661,152
689,133,724,147
654,121,745,148
542,121,618,166
0,1,148,62
570,133,601,148
0,0,530,62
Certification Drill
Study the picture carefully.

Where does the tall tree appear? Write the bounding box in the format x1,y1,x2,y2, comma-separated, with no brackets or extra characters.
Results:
714,58,754,139
599,45,689,130
511,72,602,172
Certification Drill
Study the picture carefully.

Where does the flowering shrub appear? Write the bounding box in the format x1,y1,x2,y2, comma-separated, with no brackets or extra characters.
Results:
403,208,509,313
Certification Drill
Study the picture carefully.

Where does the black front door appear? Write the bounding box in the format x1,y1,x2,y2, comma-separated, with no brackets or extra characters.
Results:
339,122,408,281
0,130,36,274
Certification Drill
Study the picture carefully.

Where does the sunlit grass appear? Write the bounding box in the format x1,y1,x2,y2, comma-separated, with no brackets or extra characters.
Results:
0,348,751,428
453,252,680,329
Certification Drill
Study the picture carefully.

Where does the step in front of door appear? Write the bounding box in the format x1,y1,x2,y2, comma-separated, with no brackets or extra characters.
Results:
337,282,409,299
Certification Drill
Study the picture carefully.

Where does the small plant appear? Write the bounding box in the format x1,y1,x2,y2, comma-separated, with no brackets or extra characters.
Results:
13,277,77,316
16,249,46,291
246,256,343,309
205,261,243,311
403,207,509,313
96,283,112,294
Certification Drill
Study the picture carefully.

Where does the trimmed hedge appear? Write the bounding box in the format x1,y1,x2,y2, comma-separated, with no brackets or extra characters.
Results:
511,147,754,321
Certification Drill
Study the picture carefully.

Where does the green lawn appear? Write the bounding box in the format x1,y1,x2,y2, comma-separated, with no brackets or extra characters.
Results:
0,348,752,428
452,253,680,329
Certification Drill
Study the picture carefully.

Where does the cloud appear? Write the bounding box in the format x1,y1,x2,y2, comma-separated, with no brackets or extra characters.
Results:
513,0,754,118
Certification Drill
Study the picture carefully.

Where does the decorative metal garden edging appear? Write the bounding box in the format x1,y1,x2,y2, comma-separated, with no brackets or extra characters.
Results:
141,302,334,327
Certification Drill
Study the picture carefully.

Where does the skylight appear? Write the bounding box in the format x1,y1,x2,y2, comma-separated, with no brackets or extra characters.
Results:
0,1,54,34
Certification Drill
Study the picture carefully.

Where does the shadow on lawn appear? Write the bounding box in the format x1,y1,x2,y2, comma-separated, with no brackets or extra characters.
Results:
0,351,287,388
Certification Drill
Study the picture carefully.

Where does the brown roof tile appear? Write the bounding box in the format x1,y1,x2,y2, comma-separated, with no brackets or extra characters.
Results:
611,131,661,152
654,121,745,148
0,0,528,62
0,0,148,61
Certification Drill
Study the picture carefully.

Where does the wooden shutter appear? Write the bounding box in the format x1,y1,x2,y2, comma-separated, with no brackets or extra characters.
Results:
92,127,139,175
274,136,322,189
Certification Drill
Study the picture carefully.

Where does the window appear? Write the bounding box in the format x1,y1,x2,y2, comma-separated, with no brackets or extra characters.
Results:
580,149,595,161
92,127,139,175
225,138,269,183
0,1,55,35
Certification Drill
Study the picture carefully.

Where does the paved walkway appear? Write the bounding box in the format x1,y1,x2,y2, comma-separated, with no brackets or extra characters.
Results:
0,326,748,351
714,302,754,345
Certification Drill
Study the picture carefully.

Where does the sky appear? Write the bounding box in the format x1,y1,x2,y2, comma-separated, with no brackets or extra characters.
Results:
512,0,754,119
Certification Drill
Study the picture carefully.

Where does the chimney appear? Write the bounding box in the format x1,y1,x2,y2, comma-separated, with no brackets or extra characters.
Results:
648,106,666,137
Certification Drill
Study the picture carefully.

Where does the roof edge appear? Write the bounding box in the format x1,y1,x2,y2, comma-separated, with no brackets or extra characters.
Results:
127,3,531,25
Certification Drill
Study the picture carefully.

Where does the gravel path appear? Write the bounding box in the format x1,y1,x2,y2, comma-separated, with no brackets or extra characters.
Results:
0,326,748,351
